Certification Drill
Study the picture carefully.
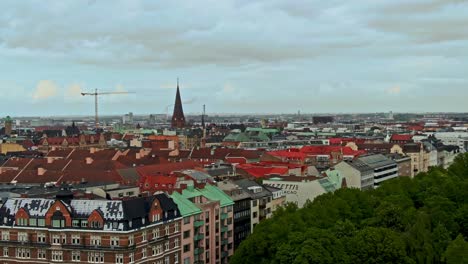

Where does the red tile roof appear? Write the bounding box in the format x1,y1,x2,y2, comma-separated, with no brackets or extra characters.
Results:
237,163,289,178
391,134,413,141
136,160,201,177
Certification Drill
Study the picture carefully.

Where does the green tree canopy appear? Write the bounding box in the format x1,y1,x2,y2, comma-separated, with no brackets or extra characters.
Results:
231,153,468,264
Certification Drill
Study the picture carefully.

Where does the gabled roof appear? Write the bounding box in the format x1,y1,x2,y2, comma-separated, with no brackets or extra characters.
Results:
390,134,413,141
1,198,55,217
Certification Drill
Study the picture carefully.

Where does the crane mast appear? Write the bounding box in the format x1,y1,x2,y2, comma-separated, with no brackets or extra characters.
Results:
81,89,132,129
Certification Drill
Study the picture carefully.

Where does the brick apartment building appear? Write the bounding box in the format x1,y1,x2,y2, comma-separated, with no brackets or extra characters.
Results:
0,193,182,264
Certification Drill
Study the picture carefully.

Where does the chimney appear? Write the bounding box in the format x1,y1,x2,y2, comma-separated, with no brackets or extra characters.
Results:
90,147,96,154
85,157,93,164
136,153,141,160
38,167,46,176
84,190,93,199
20,193,29,198
47,157,54,164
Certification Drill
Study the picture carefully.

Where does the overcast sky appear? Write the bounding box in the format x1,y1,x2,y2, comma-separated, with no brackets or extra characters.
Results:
0,0,467,116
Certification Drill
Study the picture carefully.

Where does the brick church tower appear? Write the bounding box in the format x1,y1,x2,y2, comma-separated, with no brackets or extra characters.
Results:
171,79,186,128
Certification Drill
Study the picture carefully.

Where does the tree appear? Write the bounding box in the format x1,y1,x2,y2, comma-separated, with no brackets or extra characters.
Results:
444,235,468,264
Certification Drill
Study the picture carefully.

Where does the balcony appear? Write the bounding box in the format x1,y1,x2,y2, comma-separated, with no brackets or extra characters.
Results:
222,251,229,258
62,243,136,251
194,220,205,228
194,234,205,241
221,226,228,233
194,247,205,255
0,240,50,248
221,213,228,220
148,235,169,245
221,239,229,246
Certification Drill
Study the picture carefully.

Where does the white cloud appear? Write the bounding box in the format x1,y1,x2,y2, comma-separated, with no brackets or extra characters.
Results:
32,80,58,100
386,85,401,95
222,83,236,94
65,83,83,97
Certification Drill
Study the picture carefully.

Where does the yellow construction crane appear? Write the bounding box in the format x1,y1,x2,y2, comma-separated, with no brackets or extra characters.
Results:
81,89,132,129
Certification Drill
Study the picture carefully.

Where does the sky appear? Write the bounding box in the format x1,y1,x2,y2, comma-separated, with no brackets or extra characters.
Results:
0,0,467,116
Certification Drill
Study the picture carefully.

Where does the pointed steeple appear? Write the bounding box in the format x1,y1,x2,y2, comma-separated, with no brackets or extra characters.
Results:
171,78,186,128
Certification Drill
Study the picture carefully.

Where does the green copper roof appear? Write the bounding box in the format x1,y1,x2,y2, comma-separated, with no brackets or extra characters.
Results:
170,191,202,217
245,127,279,134
170,185,234,217
319,169,344,192
223,132,250,142
4,116,12,122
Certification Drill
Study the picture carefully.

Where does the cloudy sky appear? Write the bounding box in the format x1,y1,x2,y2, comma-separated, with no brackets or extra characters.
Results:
0,0,467,116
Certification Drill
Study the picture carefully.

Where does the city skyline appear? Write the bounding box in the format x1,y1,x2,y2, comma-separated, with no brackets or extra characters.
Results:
1,0,468,116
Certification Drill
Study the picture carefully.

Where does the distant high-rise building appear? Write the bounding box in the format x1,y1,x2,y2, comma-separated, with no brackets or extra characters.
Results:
171,80,186,128
4,116,12,136
122,112,134,124
149,114,156,125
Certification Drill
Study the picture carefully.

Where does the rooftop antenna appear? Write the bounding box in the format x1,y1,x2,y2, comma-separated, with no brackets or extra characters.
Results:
202,104,206,129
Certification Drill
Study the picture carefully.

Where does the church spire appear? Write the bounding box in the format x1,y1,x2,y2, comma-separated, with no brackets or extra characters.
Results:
171,78,186,128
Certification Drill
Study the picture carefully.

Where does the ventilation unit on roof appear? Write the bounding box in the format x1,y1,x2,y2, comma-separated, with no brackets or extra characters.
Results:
247,186,262,193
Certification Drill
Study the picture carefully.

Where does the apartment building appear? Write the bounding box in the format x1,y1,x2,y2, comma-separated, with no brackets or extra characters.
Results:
170,184,234,264
0,193,182,264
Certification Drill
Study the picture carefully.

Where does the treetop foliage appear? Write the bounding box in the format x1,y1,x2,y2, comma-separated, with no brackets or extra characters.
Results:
231,153,468,264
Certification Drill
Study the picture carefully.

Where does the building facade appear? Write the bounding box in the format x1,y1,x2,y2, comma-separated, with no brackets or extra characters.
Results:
170,184,234,264
0,193,182,264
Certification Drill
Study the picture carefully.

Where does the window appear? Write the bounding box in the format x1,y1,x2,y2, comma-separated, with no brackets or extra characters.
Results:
16,248,30,259
90,221,101,229
3,247,8,257
38,219,45,227
52,251,63,262
165,225,169,235
115,254,124,264
128,235,134,246
174,238,180,248
183,217,190,225
175,222,180,232
1,231,9,241
72,235,80,245
90,236,101,246
37,233,46,243
154,244,163,255
164,241,169,251
81,220,88,228
17,232,28,242
129,253,134,264
17,218,28,226
175,254,179,264
183,244,190,253
142,248,147,259
111,236,119,246
52,219,65,228
153,228,160,239
88,252,104,263
183,230,190,239
29,218,37,226
71,251,80,262
52,234,61,245
164,256,170,264
142,231,147,242
38,249,46,259
72,220,80,227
